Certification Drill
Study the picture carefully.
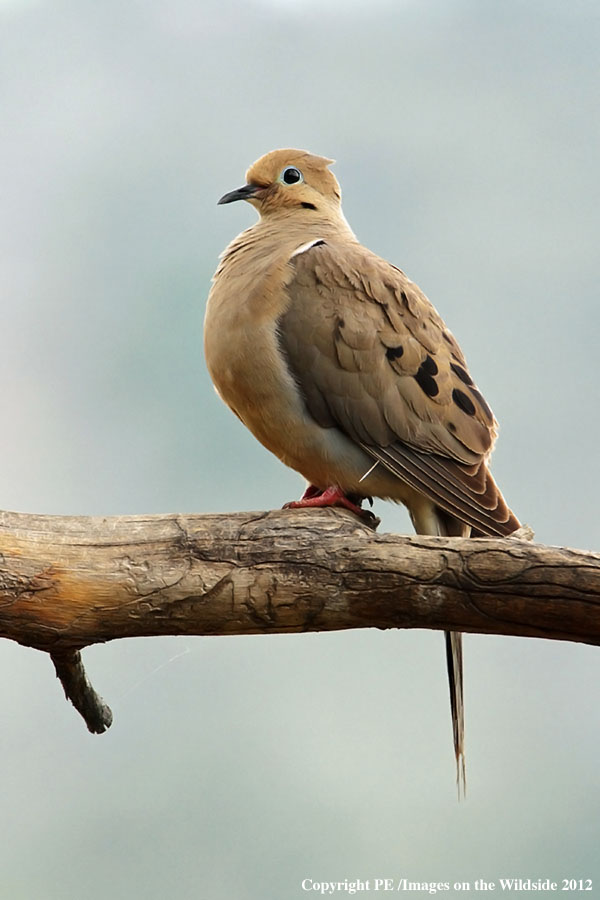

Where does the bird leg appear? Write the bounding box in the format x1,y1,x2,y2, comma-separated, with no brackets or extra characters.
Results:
284,485,379,526
297,484,323,501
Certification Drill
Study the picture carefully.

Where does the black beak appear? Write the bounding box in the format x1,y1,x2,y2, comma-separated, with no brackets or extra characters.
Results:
217,183,261,205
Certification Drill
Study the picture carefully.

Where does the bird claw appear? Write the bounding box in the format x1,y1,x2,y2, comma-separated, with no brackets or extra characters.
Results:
283,485,380,528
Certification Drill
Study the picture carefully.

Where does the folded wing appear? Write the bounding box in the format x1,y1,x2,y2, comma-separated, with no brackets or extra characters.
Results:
278,240,518,536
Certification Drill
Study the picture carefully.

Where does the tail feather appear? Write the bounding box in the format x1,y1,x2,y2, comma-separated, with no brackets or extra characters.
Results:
411,504,468,797
445,630,466,798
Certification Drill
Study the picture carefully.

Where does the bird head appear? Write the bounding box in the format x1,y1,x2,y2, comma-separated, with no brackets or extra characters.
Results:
218,149,342,218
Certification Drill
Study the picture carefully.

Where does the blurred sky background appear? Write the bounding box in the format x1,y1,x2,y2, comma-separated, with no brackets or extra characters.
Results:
1,0,599,897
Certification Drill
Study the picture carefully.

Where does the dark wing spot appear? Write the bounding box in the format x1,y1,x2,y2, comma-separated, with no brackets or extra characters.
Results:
469,387,494,422
300,202,317,210
448,422,457,432
334,316,345,339
450,362,473,386
385,345,404,361
415,368,439,397
452,388,476,416
379,302,398,331
420,354,438,376
442,331,464,362
312,239,326,247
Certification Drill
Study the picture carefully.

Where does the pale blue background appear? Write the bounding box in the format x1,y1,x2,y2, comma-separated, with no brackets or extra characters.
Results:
1,1,599,897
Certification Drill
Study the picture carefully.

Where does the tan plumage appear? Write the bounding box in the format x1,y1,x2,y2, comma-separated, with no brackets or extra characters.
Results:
205,148,521,795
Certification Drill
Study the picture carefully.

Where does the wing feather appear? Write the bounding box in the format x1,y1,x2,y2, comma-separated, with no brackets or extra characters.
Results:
279,240,518,536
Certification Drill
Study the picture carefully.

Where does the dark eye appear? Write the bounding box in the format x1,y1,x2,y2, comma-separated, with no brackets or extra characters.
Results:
281,166,303,185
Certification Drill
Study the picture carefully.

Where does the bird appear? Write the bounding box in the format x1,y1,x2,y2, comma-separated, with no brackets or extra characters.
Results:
205,148,520,795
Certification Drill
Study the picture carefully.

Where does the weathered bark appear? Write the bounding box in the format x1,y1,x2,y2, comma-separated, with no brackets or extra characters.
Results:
0,507,598,732
51,649,113,733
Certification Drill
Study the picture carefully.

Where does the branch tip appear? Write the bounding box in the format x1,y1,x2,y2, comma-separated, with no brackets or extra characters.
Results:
510,524,535,541
51,649,113,734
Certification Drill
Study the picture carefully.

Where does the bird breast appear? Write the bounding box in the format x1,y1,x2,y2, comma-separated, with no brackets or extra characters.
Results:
204,233,375,490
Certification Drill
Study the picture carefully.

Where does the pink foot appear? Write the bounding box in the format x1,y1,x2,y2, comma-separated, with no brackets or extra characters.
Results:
283,485,379,526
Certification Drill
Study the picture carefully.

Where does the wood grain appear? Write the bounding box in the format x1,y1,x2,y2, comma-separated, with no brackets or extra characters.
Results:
1,508,598,651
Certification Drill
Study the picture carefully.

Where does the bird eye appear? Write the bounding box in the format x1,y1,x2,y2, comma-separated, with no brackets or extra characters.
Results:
281,166,303,185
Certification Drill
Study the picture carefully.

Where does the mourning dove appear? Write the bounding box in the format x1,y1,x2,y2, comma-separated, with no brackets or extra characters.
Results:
205,148,520,795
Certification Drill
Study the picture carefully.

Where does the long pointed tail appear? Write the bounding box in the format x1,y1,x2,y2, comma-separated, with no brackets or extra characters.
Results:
445,630,466,798
411,506,469,796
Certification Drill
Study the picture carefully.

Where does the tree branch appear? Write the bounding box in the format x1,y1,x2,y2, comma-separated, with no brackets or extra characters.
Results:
1,507,598,731
51,649,113,733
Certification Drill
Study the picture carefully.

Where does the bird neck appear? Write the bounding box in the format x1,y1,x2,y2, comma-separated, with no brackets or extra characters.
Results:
255,206,357,243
